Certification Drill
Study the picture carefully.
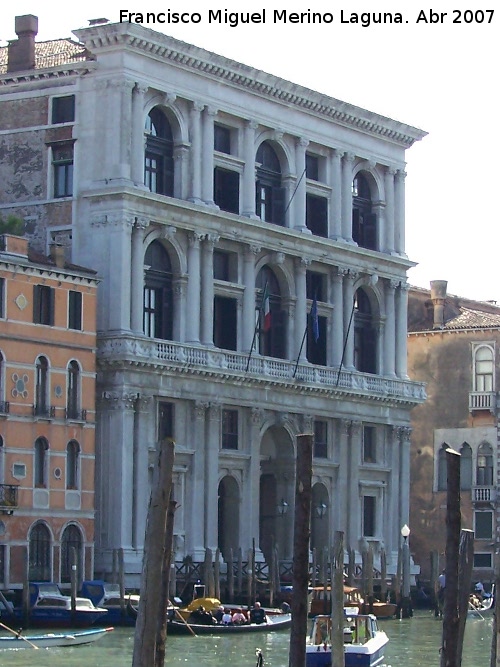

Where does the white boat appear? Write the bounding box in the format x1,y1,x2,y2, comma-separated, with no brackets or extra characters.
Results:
0,626,114,649
306,608,389,667
467,594,494,618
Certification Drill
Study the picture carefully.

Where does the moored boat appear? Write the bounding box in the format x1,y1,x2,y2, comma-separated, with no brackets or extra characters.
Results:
80,580,139,626
309,585,397,619
467,593,494,618
166,611,292,635
306,608,389,667
0,626,114,650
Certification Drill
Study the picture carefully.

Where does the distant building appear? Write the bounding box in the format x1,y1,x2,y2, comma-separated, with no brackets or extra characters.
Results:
407,281,500,581
1,15,426,586
0,234,98,588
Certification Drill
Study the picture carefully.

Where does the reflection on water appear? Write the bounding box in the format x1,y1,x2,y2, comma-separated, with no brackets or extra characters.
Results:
0,611,493,667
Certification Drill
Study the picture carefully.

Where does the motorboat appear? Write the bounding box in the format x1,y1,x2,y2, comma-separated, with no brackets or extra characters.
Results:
0,626,114,649
306,608,389,667
80,580,139,626
309,585,397,619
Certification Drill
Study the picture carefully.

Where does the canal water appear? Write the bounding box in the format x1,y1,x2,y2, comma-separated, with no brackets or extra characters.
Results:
0,611,493,666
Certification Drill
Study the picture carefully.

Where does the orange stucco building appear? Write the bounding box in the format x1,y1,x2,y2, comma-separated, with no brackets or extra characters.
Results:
0,234,98,588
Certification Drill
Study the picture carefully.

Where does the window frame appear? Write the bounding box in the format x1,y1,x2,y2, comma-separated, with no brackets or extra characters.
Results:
222,409,239,450
33,285,55,326
68,290,82,331
51,95,75,124
51,143,74,199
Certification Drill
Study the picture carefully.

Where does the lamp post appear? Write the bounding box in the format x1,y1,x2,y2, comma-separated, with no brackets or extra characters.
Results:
277,498,289,516
401,524,413,618
315,501,327,519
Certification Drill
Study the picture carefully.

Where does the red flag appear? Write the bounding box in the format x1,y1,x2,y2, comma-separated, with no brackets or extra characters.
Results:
262,283,271,332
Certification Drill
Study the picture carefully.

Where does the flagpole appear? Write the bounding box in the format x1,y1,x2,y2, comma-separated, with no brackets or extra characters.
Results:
292,325,308,378
245,281,269,373
336,296,356,387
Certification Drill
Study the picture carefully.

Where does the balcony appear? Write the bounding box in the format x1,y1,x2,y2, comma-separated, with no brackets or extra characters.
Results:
97,334,427,406
0,484,19,514
469,391,496,413
472,486,496,504
0,401,9,416
65,408,87,422
33,405,56,419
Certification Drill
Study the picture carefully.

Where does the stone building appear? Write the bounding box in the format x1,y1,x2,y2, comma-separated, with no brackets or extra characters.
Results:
0,234,98,588
407,281,500,582
0,15,426,586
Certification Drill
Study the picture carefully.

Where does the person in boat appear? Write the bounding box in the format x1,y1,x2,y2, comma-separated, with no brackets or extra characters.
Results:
249,601,267,624
474,581,485,601
213,605,225,623
221,608,233,624
231,608,248,625
188,605,216,625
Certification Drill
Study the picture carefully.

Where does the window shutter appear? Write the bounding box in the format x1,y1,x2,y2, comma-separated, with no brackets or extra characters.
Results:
33,285,41,323
48,287,55,326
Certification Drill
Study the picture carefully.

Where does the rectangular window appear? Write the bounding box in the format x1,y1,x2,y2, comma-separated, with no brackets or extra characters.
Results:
213,251,231,281
33,285,55,325
158,402,174,441
68,290,82,330
363,426,376,463
214,167,239,214
0,277,4,318
214,125,231,154
475,511,493,539
363,496,376,537
52,95,75,124
314,421,328,458
53,145,74,198
306,271,325,302
306,194,328,237
214,296,237,351
222,409,238,450
473,553,492,568
305,154,319,181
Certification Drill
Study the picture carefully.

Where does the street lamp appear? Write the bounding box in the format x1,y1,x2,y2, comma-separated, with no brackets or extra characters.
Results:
315,501,327,519
277,498,289,516
400,524,412,618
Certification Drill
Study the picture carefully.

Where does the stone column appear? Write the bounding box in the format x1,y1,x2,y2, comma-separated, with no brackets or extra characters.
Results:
341,152,355,242
174,144,189,200
384,167,396,254
336,420,350,536
187,401,208,560
133,395,153,549
294,257,309,362
394,169,406,254
202,106,217,205
383,280,397,377
119,80,134,180
201,234,218,346
242,120,258,218
189,101,204,203
130,217,148,334
399,427,412,533
387,425,400,556
294,137,309,232
395,282,409,378
131,83,149,186
186,232,203,343
347,421,362,550
242,244,260,352
342,270,357,369
205,403,221,551
244,408,263,555
330,149,342,239
331,267,345,367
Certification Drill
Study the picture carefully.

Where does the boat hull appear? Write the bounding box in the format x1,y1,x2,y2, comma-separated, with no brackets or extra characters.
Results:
0,627,114,649
166,613,291,635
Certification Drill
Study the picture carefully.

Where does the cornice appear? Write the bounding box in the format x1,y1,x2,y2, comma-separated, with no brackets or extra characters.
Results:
73,22,426,148
0,61,96,87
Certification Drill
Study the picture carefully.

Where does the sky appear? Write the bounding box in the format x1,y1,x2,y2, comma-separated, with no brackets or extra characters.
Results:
1,1,498,302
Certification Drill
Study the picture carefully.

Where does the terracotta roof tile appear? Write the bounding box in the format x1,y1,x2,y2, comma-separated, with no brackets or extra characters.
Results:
0,39,90,74
444,307,500,330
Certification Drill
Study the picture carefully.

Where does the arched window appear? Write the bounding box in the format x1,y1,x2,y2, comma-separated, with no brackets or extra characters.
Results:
144,107,174,196
255,142,285,226
460,443,472,490
437,443,448,491
61,524,83,584
66,360,80,419
35,356,49,416
474,346,494,392
66,440,80,490
29,523,51,581
143,241,173,340
477,443,494,486
34,437,49,488
352,172,377,250
353,288,377,374
256,267,286,359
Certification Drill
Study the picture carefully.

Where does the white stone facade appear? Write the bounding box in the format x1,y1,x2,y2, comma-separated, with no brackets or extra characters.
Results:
0,19,426,585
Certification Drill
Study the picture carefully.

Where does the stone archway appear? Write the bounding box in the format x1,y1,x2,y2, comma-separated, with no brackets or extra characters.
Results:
218,475,240,560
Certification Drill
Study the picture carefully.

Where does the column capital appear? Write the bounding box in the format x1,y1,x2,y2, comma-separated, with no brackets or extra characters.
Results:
205,106,218,117
194,401,209,419
208,402,221,420
346,269,358,282
350,420,362,435
386,165,398,177
134,216,149,231
396,169,407,181
388,279,399,291
246,243,261,256
205,233,220,247
343,152,356,164
298,256,311,269
251,407,265,425
398,426,412,443
191,100,204,113
134,82,149,96
273,128,285,142
188,231,205,247
341,419,352,435
398,281,410,293
159,225,177,240
296,136,309,149
275,251,286,265
246,119,259,130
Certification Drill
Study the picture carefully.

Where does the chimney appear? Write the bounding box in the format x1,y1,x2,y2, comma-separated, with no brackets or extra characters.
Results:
50,244,66,268
430,280,448,329
7,15,38,73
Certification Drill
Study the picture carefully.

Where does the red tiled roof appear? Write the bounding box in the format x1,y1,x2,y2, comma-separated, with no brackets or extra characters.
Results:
443,307,500,330
0,38,90,74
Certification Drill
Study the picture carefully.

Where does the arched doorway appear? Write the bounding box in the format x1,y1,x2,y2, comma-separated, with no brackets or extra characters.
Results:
218,476,240,560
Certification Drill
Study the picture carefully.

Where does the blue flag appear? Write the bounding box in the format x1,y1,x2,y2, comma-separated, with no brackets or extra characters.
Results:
311,296,319,343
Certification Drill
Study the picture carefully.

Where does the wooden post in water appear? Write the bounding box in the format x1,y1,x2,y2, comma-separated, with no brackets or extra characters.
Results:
118,548,126,620
456,529,474,666
227,548,234,603
331,531,344,667
380,547,387,602
237,548,243,599
70,546,77,625
440,447,461,667
132,437,175,667
347,547,355,587
214,548,221,602
155,498,178,667
22,547,29,628
289,433,313,667
490,551,500,667
430,550,439,615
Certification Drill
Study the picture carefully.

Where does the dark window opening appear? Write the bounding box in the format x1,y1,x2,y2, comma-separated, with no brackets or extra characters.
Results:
306,194,328,237
52,95,75,124
363,426,376,463
68,290,82,330
61,525,82,584
307,314,326,365
255,142,285,226
363,496,376,537
35,357,49,417
305,154,319,181
214,296,237,351
214,167,239,214
34,437,48,488
145,108,174,196
222,409,238,450
256,267,286,359
29,523,51,581
214,125,231,154
67,361,79,420
352,173,377,250
354,288,377,374
474,553,492,568
314,421,328,458
475,511,493,539
66,440,80,490
213,251,231,281
158,402,174,441
0,277,5,318
306,271,325,302
143,241,173,340
53,145,73,198
33,285,55,326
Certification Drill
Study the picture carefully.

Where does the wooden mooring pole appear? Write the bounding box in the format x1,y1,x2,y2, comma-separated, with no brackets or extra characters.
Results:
288,433,313,667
